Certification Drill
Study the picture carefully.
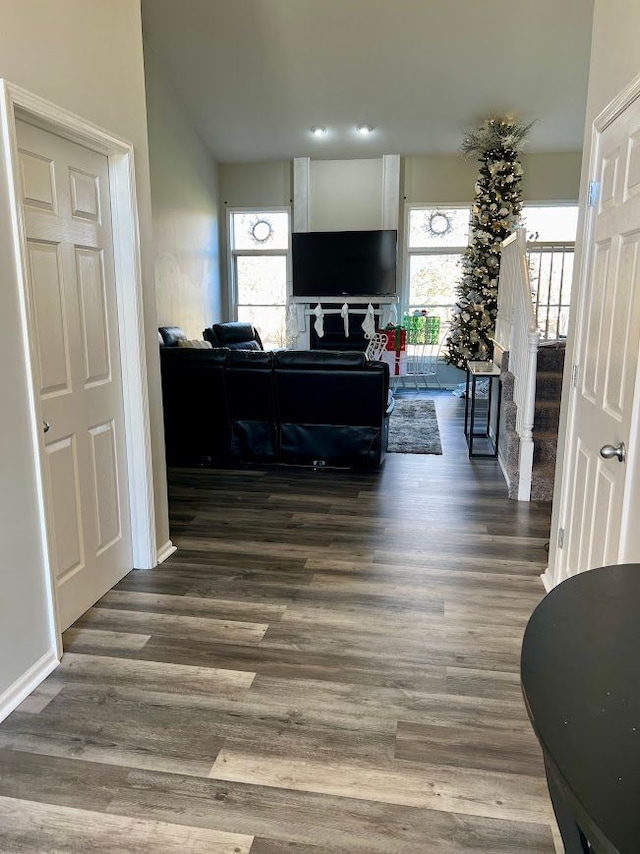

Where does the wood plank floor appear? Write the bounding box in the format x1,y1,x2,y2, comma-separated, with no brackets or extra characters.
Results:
0,391,560,852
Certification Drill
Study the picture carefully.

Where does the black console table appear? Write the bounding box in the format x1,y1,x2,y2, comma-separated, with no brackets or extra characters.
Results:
521,564,640,853
464,360,501,457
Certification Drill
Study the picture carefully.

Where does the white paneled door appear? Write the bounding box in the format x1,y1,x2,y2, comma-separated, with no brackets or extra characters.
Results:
564,95,640,575
17,120,133,631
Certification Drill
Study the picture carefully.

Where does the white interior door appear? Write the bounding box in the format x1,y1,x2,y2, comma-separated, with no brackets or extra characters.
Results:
563,95,640,575
17,119,133,631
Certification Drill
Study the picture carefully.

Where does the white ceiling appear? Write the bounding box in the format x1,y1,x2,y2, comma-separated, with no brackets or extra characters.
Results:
141,0,594,163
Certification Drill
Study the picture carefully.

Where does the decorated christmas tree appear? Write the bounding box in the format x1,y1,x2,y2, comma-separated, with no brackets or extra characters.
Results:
446,118,531,369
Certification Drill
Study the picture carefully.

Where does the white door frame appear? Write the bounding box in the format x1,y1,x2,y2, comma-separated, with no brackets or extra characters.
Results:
547,71,640,589
0,80,157,651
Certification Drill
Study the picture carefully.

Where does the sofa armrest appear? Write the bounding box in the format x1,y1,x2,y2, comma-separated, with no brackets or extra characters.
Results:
158,325,188,347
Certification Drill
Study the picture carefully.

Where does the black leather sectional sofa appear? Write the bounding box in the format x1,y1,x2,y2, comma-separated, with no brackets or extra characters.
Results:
159,328,391,469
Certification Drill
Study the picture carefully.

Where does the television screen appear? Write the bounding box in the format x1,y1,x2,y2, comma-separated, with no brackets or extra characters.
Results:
292,229,397,298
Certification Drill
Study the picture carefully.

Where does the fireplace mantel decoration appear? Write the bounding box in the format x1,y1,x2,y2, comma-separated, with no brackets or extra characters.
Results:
286,296,399,350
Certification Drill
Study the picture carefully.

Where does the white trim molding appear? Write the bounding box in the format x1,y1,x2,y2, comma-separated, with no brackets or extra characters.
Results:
549,70,640,588
107,149,157,570
0,650,59,724
0,81,157,644
157,540,177,564
382,154,401,231
540,568,555,592
293,157,310,232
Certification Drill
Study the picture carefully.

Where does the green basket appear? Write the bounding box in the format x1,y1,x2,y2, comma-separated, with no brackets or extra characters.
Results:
404,315,440,345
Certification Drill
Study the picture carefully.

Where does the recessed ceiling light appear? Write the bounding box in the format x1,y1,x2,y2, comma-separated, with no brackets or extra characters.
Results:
356,124,374,136
311,126,327,137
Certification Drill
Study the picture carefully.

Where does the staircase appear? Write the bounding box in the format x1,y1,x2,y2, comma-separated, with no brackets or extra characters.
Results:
497,358,519,498
494,229,573,501
499,342,565,501
531,343,565,500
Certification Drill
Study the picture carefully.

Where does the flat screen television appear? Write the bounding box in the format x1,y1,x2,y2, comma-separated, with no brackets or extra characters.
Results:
292,229,397,298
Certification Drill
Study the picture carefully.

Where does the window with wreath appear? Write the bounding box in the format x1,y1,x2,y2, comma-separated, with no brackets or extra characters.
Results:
229,210,290,348
406,204,578,343
406,206,471,326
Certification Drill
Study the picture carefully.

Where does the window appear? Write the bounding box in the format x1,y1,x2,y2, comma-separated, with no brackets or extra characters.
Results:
522,205,578,340
521,205,579,243
404,204,577,342
229,210,290,349
405,206,471,326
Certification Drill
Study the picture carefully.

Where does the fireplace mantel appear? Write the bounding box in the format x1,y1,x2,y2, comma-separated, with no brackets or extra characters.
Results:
288,295,398,350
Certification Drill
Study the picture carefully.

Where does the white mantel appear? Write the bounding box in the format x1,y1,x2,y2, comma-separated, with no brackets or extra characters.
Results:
288,295,398,350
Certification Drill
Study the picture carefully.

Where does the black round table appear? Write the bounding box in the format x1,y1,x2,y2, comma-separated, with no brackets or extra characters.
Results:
521,564,640,854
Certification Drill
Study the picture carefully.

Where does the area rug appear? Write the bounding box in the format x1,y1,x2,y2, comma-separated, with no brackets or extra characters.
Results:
388,398,442,455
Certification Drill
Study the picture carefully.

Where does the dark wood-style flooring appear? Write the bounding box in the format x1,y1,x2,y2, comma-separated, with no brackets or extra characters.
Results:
0,392,560,853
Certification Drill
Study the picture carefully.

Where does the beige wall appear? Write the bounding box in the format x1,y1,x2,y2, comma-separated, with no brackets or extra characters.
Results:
145,43,222,338
403,155,477,204
0,0,168,701
549,0,640,578
310,159,383,231
219,152,582,215
584,0,640,120
219,162,291,208
521,153,583,202
403,152,582,204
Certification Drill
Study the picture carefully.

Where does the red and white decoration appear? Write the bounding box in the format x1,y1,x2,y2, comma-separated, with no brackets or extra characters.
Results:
381,326,407,376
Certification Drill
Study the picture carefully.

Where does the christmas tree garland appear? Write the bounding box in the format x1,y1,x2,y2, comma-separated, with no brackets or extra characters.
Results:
446,118,532,369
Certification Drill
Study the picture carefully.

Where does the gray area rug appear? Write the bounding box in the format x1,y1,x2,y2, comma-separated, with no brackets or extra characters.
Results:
388,398,442,455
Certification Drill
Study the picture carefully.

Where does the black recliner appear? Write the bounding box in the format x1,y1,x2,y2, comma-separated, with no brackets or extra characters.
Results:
203,322,264,351
273,350,390,468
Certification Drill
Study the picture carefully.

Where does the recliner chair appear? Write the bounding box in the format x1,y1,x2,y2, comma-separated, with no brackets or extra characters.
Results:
273,350,390,467
203,321,264,351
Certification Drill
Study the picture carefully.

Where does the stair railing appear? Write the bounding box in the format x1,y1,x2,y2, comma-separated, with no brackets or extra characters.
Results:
526,240,574,341
496,229,540,500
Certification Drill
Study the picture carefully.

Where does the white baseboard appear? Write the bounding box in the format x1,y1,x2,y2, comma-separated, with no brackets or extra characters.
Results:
541,567,555,591
0,648,59,724
157,539,177,564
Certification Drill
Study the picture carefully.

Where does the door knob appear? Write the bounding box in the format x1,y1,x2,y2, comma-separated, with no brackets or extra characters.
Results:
43,420,50,433
600,442,626,462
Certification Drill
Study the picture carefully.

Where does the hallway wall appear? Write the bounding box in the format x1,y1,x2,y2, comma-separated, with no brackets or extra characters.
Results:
144,42,222,338
0,0,169,711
